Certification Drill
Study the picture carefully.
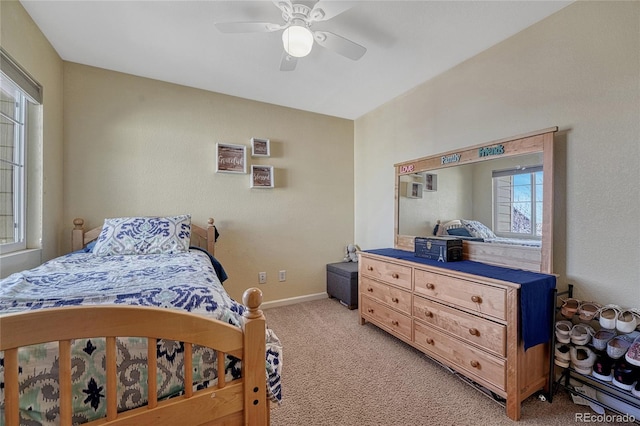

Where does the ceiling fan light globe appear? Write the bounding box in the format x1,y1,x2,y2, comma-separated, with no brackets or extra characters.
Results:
282,25,313,58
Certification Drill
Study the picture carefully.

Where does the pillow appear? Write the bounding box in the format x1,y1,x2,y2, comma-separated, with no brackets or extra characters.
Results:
461,219,497,239
93,215,191,256
446,227,473,238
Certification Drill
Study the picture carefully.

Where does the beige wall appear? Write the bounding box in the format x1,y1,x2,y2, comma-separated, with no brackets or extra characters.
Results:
63,63,354,302
0,0,64,270
355,1,639,305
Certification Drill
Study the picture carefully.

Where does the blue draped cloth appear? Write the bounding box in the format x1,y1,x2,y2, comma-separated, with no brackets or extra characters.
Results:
364,248,556,350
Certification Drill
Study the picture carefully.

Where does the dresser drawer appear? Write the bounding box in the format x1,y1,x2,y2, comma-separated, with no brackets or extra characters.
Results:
414,269,506,320
361,295,412,340
361,276,412,315
360,257,412,290
413,296,506,357
414,321,506,391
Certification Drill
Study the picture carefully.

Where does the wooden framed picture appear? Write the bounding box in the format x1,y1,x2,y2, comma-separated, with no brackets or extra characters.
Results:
407,182,423,198
216,143,246,173
251,138,270,157
251,165,274,188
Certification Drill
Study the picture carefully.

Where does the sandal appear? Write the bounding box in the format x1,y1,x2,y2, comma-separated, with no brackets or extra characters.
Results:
578,301,601,323
560,298,580,319
570,323,595,346
616,308,640,333
596,304,621,330
555,320,573,344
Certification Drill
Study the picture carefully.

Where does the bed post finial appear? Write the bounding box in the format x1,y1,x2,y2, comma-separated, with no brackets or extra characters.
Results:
207,217,214,227
242,288,263,319
73,218,85,230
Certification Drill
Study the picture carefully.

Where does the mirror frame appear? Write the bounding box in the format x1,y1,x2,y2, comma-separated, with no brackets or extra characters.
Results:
394,127,557,273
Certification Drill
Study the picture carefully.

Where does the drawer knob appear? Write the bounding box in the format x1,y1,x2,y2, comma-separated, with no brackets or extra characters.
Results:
391,297,399,303
426,338,434,345
469,328,479,336
426,283,435,290
392,273,399,279
367,266,374,271
423,310,433,318
470,360,480,369
367,287,373,292
367,308,374,314
471,295,482,304
391,320,399,326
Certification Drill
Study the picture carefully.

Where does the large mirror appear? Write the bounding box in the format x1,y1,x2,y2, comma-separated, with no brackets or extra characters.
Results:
394,128,557,273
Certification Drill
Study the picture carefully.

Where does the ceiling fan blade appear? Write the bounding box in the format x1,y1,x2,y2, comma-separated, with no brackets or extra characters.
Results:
313,31,366,61
214,21,284,34
309,1,355,22
280,52,298,71
272,0,293,15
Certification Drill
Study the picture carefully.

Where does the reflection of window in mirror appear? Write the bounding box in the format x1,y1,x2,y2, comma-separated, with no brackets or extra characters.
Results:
492,165,543,237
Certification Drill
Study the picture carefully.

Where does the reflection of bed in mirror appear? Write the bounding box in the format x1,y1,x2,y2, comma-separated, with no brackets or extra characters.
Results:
435,219,542,247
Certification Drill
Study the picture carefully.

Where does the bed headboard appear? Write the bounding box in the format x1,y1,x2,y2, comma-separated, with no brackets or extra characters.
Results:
72,217,217,255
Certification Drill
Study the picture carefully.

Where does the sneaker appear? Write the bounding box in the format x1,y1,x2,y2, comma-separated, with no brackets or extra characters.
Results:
570,324,594,346
632,381,640,398
591,329,616,351
571,345,597,375
625,334,640,367
555,320,573,344
607,331,640,359
555,342,571,368
612,360,638,391
592,352,614,382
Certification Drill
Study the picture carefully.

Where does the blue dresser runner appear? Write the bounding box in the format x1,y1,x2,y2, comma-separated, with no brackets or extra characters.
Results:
365,248,556,351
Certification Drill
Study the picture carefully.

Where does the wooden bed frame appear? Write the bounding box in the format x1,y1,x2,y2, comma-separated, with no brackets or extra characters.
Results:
2,218,271,426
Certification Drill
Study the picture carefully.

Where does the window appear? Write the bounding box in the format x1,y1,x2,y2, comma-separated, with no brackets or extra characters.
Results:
0,48,42,254
493,166,543,237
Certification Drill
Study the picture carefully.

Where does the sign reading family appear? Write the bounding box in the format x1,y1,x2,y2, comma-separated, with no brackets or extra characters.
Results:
478,144,505,158
441,153,461,165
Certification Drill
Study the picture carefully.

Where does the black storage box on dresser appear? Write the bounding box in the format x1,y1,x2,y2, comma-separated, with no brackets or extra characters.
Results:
326,262,359,309
415,236,463,262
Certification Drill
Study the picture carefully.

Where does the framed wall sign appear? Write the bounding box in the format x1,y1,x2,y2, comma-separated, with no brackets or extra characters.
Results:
251,165,274,188
216,143,246,173
425,173,437,191
251,138,270,157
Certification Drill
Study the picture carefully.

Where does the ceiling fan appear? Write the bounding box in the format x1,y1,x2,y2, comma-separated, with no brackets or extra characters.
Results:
214,0,367,71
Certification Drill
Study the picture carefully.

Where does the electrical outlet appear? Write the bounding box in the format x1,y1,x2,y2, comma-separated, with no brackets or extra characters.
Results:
279,270,286,282
259,272,267,284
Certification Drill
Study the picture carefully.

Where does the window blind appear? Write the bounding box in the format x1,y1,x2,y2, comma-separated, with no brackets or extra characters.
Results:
0,47,43,104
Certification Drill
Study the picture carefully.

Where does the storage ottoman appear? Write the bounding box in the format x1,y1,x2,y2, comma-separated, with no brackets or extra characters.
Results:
326,262,359,309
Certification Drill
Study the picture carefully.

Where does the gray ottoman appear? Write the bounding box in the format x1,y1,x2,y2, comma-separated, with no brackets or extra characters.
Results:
326,262,359,309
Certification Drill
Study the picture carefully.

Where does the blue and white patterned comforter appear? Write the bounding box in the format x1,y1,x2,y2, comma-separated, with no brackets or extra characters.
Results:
0,250,282,424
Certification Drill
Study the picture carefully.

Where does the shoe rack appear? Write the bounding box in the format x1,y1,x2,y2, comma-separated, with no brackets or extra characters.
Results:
551,284,640,420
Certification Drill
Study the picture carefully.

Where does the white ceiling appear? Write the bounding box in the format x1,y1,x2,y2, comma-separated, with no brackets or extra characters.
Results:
20,0,572,120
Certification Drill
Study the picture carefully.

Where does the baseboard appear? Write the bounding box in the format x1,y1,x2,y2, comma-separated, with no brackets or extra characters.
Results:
262,292,328,310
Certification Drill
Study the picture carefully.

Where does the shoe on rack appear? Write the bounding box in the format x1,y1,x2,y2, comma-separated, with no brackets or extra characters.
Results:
561,298,580,319
625,334,640,367
632,380,640,398
592,329,616,352
570,324,595,346
597,305,621,330
555,320,573,344
612,360,638,391
554,342,571,368
617,309,640,333
571,345,597,375
592,352,614,382
608,331,640,360
578,301,601,323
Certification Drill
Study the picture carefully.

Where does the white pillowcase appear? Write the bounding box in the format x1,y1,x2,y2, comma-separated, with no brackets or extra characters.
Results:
461,219,497,240
93,215,191,256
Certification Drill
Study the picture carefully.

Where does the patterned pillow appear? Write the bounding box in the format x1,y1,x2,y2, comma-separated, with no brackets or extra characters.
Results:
93,215,191,256
461,219,497,239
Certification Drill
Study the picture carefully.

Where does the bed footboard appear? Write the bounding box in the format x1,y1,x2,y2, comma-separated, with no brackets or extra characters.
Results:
1,288,269,426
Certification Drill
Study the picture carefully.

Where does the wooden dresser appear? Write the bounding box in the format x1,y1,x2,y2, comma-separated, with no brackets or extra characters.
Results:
359,250,552,421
